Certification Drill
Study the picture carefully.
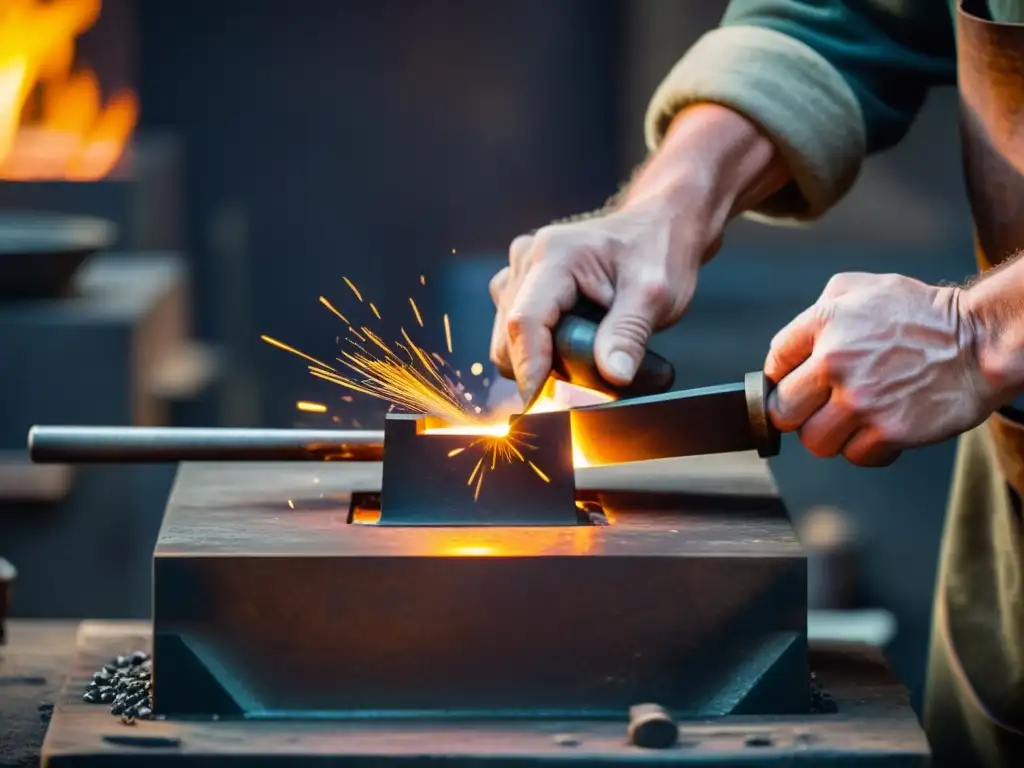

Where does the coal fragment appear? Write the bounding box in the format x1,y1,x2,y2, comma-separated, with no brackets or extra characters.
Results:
82,648,154,724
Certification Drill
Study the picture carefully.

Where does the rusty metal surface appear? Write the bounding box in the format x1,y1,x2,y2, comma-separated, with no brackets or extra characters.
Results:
38,621,931,766
152,462,807,719
379,410,576,526
153,463,800,558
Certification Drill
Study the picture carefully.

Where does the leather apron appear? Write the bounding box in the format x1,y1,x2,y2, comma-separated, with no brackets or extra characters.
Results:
923,2,1024,763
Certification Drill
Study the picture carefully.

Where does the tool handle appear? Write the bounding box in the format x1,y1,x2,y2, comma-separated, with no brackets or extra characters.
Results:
551,297,675,398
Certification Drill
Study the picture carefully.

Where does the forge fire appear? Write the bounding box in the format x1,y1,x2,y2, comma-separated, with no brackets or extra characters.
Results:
0,0,137,180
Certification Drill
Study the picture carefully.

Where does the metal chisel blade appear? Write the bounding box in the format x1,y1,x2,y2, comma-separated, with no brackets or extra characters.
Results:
563,374,778,468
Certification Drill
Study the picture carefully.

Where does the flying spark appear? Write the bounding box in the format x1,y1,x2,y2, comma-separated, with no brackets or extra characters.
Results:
446,425,547,501
263,275,554,503
319,296,348,324
409,297,424,327
343,277,363,302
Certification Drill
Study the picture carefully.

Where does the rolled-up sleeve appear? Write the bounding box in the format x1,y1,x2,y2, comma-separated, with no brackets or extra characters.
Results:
644,0,957,223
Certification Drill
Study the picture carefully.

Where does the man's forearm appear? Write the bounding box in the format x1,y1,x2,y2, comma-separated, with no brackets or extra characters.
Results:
964,253,1024,398
621,104,790,248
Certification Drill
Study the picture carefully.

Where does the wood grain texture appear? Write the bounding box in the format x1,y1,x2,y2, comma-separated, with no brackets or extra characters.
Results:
33,621,930,766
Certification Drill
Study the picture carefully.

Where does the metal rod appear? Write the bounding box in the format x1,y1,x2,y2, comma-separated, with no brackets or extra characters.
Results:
28,426,385,464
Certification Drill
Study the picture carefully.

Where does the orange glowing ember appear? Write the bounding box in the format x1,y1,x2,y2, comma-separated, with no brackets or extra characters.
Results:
0,0,137,181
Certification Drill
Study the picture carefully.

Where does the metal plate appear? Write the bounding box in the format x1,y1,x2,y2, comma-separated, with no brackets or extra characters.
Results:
0,212,116,299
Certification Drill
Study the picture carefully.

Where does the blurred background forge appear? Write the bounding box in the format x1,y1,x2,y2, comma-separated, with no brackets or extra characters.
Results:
0,0,975,717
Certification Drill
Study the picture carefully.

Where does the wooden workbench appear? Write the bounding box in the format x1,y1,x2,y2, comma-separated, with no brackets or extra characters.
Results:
1,619,930,766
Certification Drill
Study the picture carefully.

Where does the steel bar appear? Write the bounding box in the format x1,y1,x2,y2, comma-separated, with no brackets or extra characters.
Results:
28,426,384,464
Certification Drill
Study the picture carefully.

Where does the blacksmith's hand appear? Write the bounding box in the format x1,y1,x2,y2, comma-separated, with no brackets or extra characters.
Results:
488,104,786,405
764,272,997,467
488,201,710,403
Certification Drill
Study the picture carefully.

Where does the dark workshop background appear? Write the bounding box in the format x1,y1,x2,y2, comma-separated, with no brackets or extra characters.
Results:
1,0,974,718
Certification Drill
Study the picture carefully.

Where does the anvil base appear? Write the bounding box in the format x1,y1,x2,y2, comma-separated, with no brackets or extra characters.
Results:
153,462,808,718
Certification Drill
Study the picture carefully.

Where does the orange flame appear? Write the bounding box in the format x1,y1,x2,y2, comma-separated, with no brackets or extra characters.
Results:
0,0,137,181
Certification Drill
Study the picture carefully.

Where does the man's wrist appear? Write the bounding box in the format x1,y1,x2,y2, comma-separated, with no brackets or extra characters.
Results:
621,103,790,237
962,255,1024,397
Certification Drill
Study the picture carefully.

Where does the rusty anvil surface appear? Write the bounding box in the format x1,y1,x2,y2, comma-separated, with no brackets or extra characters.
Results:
152,457,808,720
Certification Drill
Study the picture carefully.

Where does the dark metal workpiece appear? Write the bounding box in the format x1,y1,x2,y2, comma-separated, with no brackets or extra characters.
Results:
379,410,577,526
569,371,780,467
152,462,808,719
549,298,675,400
627,703,679,749
28,426,384,463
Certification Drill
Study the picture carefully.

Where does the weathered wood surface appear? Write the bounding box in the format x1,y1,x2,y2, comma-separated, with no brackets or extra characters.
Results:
0,621,78,768
25,621,930,766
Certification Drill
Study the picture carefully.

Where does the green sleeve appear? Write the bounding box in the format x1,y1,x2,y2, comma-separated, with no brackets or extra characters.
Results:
644,0,957,221
722,0,957,154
